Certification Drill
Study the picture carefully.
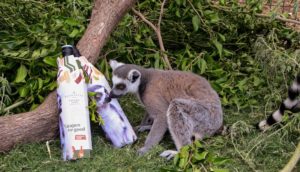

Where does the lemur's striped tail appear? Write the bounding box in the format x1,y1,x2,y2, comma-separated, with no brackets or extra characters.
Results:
258,73,300,131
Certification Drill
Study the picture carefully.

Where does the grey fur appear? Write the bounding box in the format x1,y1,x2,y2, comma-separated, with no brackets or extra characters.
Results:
109,60,223,156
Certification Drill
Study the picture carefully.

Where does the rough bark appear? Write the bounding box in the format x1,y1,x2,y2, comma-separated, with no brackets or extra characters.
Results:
0,0,136,153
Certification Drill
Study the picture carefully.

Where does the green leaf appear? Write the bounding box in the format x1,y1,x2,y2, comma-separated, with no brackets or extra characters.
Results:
178,157,187,169
173,154,180,165
217,33,226,42
31,49,41,59
43,57,57,67
38,78,43,90
194,151,208,161
222,96,229,105
18,50,29,58
175,9,181,17
199,59,207,74
91,112,96,123
219,0,225,5
192,15,200,32
253,76,261,86
212,39,223,57
145,37,155,47
194,140,203,148
154,53,160,69
134,34,142,43
38,95,44,102
175,0,182,5
30,103,39,111
223,49,234,57
88,92,97,97
69,29,79,38
212,168,229,172
14,64,28,83
237,78,248,91
40,48,48,57
180,145,190,155
212,157,229,165
48,82,57,91
209,13,220,23
18,87,29,97
65,18,80,26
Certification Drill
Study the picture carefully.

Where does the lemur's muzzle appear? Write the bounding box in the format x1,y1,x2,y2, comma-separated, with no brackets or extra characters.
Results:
105,90,123,103
104,96,112,103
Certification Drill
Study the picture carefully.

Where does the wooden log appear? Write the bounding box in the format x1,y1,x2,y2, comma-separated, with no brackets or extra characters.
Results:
0,0,136,153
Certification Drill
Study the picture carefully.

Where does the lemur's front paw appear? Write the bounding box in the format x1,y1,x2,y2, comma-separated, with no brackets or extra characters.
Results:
160,150,178,160
135,125,152,132
137,147,149,156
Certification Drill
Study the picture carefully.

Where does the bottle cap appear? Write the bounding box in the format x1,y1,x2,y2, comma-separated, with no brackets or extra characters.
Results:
62,45,74,57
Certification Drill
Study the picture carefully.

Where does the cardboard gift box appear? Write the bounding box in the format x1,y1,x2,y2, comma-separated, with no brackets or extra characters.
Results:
76,50,137,148
57,45,137,160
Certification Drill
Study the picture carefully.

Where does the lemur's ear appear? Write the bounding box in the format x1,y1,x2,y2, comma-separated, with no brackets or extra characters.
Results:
109,60,124,71
128,69,141,83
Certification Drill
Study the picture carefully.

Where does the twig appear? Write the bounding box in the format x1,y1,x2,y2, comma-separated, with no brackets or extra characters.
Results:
46,141,52,159
132,8,157,32
3,99,27,113
157,0,166,30
210,4,300,25
256,13,300,25
132,0,172,70
187,0,205,25
280,142,300,172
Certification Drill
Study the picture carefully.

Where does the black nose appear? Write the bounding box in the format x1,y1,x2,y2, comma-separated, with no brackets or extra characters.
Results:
107,91,123,101
104,96,112,103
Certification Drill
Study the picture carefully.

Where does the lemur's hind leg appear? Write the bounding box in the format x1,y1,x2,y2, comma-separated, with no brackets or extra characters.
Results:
160,99,222,160
135,113,153,132
160,99,193,160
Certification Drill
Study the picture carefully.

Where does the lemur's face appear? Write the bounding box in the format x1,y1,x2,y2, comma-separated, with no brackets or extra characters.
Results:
88,85,109,104
109,60,141,99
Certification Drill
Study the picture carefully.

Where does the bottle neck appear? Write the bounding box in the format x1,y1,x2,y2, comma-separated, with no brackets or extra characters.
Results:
62,45,82,71
62,46,74,57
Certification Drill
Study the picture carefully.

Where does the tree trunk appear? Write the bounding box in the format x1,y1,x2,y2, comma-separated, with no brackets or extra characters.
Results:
0,0,136,153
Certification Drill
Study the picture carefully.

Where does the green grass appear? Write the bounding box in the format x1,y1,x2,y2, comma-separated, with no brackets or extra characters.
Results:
0,95,299,171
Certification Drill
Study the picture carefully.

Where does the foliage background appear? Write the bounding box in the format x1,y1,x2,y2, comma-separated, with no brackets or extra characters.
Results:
0,0,299,171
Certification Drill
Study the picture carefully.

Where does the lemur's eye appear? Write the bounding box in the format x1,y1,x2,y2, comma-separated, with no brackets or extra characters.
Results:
104,89,108,94
116,83,126,90
95,93,103,99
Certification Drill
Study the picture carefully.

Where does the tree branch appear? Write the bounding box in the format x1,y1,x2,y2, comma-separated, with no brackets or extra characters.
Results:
280,142,300,172
210,4,300,25
132,0,172,70
131,8,158,32
157,0,166,30
0,0,136,153
256,13,300,25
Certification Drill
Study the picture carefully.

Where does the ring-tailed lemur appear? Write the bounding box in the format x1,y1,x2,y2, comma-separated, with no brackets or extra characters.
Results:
106,60,223,159
258,73,300,131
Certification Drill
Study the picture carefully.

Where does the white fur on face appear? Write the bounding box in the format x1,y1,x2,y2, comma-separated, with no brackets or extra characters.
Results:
127,69,141,93
112,75,124,87
109,60,124,71
94,87,107,104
